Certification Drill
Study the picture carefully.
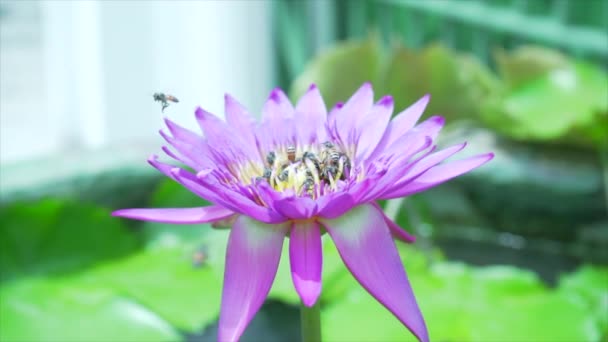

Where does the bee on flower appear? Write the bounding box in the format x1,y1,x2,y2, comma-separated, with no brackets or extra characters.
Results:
114,83,493,342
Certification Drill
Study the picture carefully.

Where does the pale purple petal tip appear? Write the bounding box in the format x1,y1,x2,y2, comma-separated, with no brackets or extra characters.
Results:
320,204,429,342
269,88,284,103
112,206,234,224
379,95,394,107
289,221,322,307
308,83,317,91
218,216,289,342
430,115,445,126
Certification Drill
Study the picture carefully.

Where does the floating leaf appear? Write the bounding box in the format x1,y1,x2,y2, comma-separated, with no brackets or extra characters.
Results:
323,264,600,342
84,236,227,333
383,43,500,122
494,46,569,88
0,276,181,342
481,59,608,147
558,265,608,335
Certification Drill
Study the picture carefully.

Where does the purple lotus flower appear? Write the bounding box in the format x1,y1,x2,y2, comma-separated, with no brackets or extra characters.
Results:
113,83,493,342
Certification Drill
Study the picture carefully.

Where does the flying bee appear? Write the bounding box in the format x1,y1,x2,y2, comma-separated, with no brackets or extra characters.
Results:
191,245,208,268
286,145,296,163
153,92,179,112
266,151,276,167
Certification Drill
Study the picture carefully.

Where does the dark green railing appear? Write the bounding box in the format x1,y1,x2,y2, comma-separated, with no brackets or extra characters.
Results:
274,0,608,86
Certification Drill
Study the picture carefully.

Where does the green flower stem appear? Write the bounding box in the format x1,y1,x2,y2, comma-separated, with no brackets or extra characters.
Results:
601,145,608,215
300,300,322,342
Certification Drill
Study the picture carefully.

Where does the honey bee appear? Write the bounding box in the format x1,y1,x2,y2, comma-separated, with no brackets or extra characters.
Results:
320,141,339,165
286,145,296,163
191,245,208,268
302,152,322,180
323,165,338,181
255,167,272,183
301,176,315,194
266,151,276,167
277,169,289,182
338,154,352,179
153,92,179,112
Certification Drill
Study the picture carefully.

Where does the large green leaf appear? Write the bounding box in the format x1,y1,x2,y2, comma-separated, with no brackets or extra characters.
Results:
481,59,608,146
558,265,608,335
323,264,600,342
84,236,228,333
0,275,181,342
1,227,229,338
382,43,500,122
0,200,140,282
493,46,569,88
290,38,383,107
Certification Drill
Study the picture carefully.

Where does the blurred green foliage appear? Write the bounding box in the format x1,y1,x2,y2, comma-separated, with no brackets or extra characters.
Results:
291,38,608,148
1,179,606,341
0,200,141,282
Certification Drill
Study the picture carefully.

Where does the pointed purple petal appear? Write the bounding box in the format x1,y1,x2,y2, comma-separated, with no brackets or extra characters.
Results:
320,204,428,342
367,95,430,161
289,220,322,307
224,94,257,147
195,107,259,163
164,118,204,145
334,83,374,144
295,84,328,144
409,115,445,141
274,196,317,220
385,142,467,191
192,170,287,224
382,153,494,199
112,205,234,224
218,216,289,342
159,130,215,170
260,88,296,146
356,95,394,162
385,95,430,144
317,193,355,219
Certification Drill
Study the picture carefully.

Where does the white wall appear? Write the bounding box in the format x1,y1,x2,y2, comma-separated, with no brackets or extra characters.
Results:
0,0,274,164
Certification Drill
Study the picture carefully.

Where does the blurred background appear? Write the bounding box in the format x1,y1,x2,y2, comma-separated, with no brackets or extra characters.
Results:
1,0,607,341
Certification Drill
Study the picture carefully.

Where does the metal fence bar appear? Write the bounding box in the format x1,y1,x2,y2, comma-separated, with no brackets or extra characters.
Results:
379,0,608,57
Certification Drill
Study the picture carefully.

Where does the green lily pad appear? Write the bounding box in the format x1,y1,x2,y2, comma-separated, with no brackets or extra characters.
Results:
494,45,569,88
481,60,608,147
382,43,500,121
0,275,181,342
323,263,600,342
84,235,228,333
558,265,608,334
0,199,140,282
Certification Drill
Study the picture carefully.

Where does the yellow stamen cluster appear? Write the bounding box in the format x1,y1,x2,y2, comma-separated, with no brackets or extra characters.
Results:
250,142,352,198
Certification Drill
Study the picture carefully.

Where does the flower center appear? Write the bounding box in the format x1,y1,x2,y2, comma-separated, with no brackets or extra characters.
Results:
256,141,352,197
